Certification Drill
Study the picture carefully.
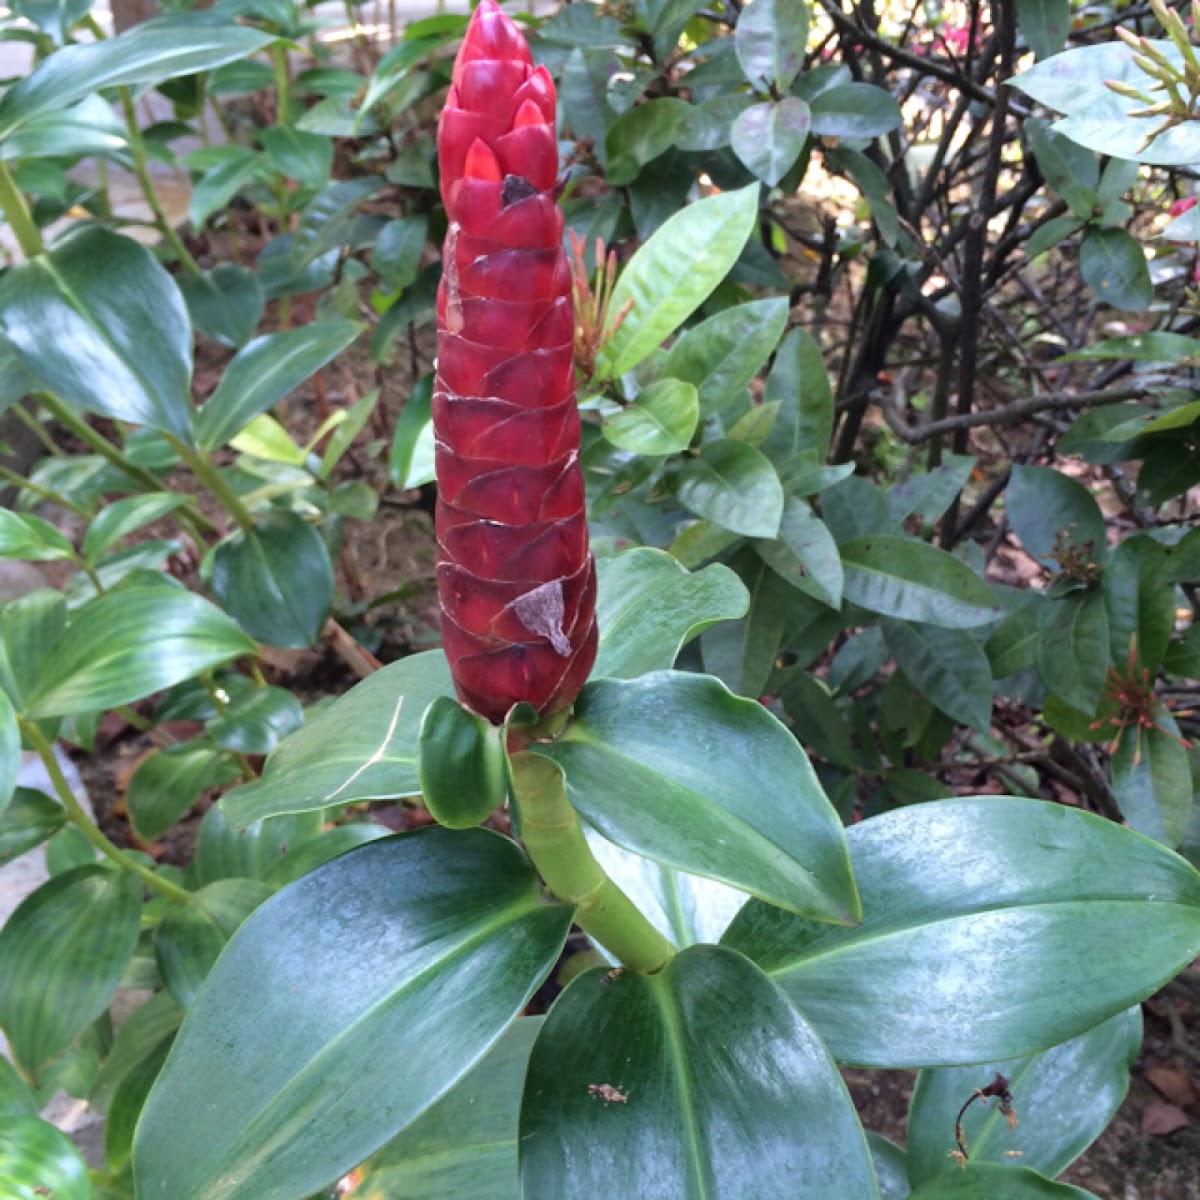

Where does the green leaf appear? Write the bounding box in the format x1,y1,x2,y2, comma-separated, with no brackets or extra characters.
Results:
1007,465,1107,567
761,326,833,466
388,374,435,489
1112,718,1193,849
1016,0,1073,60
809,83,902,139
188,148,269,232
9,0,91,44
260,824,389,888
291,178,384,272
907,1008,1141,1185
0,1115,91,1200
0,1057,37,1118
206,686,303,755
755,496,843,609
0,788,67,865
418,697,508,830
221,651,453,826
0,227,194,441
1035,591,1109,713
178,263,265,349
156,878,273,1009
1079,227,1153,312
881,619,994,733
605,97,692,185
1055,332,1200,362
187,806,322,888
889,455,976,530
868,1133,909,1200
1027,212,1086,259
592,548,749,679
0,865,142,1076
134,829,572,1200
127,744,241,842
723,797,1200,1066
196,321,360,451
603,379,699,456
82,493,191,564
534,672,860,923
840,536,1002,628
596,184,760,380
731,98,811,187
26,589,257,719
662,297,789,417
357,1018,540,1200
211,511,334,649
0,13,278,137
519,945,876,1199
373,215,429,292
1024,118,1099,216
0,94,129,165
673,439,784,538
908,1165,1101,1200
260,126,333,189
0,510,74,563
1102,536,1174,671
91,990,183,1112
735,0,808,91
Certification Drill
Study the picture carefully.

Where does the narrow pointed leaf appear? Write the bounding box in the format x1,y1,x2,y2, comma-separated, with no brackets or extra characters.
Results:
0,865,142,1076
133,829,572,1200
82,492,192,563
26,589,257,718
0,227,193,440
881,619,994,733
723,797,1200,1067
534,672,860,923
755,497,843,609
221,651,453,827
592,548,749,680
1111,718,1193,848
196,321,360,451
519,945,877,1200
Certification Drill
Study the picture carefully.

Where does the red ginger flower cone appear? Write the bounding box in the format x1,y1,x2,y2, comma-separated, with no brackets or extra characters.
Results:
435,0,597,725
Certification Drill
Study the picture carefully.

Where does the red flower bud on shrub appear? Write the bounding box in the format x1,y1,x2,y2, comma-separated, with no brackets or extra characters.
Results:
434,0,597,725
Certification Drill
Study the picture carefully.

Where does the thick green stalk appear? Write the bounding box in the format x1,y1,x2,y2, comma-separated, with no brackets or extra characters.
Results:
117,88,201,274
0,160,43,259
21,720,200,909
510,752,674,974
162,433,255,533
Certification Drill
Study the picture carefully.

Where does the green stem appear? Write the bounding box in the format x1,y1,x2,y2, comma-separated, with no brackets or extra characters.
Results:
12,402,65,456
510,753,675,974
117,88,201,274
73,553,106,596
0,159,43,259
0,465,89,517
21,720,200,908
163,433,255,533
271,44,292,126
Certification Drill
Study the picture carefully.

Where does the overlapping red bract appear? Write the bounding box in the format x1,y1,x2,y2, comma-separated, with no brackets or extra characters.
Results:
434,0,597,724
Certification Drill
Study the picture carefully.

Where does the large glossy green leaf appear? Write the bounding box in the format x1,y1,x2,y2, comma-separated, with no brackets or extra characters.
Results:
662,297,789,416
673,439,784,538
762,326,833,466
0,1115,91,1200
127,743,241,842
1102,535,1174,670
211,511,334,649
840,536,1002,628
1079,227,1152,312
196,321,360,451
1007,465,1107,567
605,97,692,185
602,379,699,455
519,945,877,1200
735,0,808,91
187,806,323,888
1112,718,1193,849
418,696,508,830
0,94,129,164
731,98,811,187
534,672,860,922
0,227,193,440
723,797,1200,1067
221,651,453,826
205,686,303,756
592,548,748,679
595,184,760,380
1035,591,1109,714
0,13,278,137
755,496,843,609
881,619,994,733
907,1008,1141,1185
133,829,572,1200
25,589,257,718
0,788,67,865
908,1165,1100,1199
0,864,141,1076
356,1017,540,1200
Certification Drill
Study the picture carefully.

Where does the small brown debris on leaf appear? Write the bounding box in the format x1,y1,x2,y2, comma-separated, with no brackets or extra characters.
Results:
588,1083,628,1107
1142,1101,1190,1136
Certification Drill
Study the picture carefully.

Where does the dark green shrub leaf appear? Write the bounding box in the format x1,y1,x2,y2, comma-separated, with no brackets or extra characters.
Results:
0,864,141,1077
1102,536,1174,670
735,0,808,91
205,685,303,755
221,651,453,826
187,806,322,888
1016,0,1071,60
178,263,265,349
602,379,699,455
1079,227,1153,312
605,97,692,186
534,672,860,923
26,589,257,718
881,619,994,733
724,797,1200,1066
809,83,901,139
260,126,333,189
188,148,269,232
134,829,572,1200
1007,465,1107,567
520,945,876,1199
908,1164,1101,1199
1112,718,1193,849
673,440,784,538
755,497,843,609
1035,591,1109,713
731,98,811,187
127,743,241,842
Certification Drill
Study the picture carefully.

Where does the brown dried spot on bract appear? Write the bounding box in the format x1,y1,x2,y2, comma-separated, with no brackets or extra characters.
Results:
588,1083,628,1107
601,967,625,986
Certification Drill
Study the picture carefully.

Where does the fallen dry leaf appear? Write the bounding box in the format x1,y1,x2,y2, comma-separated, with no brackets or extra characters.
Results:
1142,1101,1190,1136
1145,1066,1197,1108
